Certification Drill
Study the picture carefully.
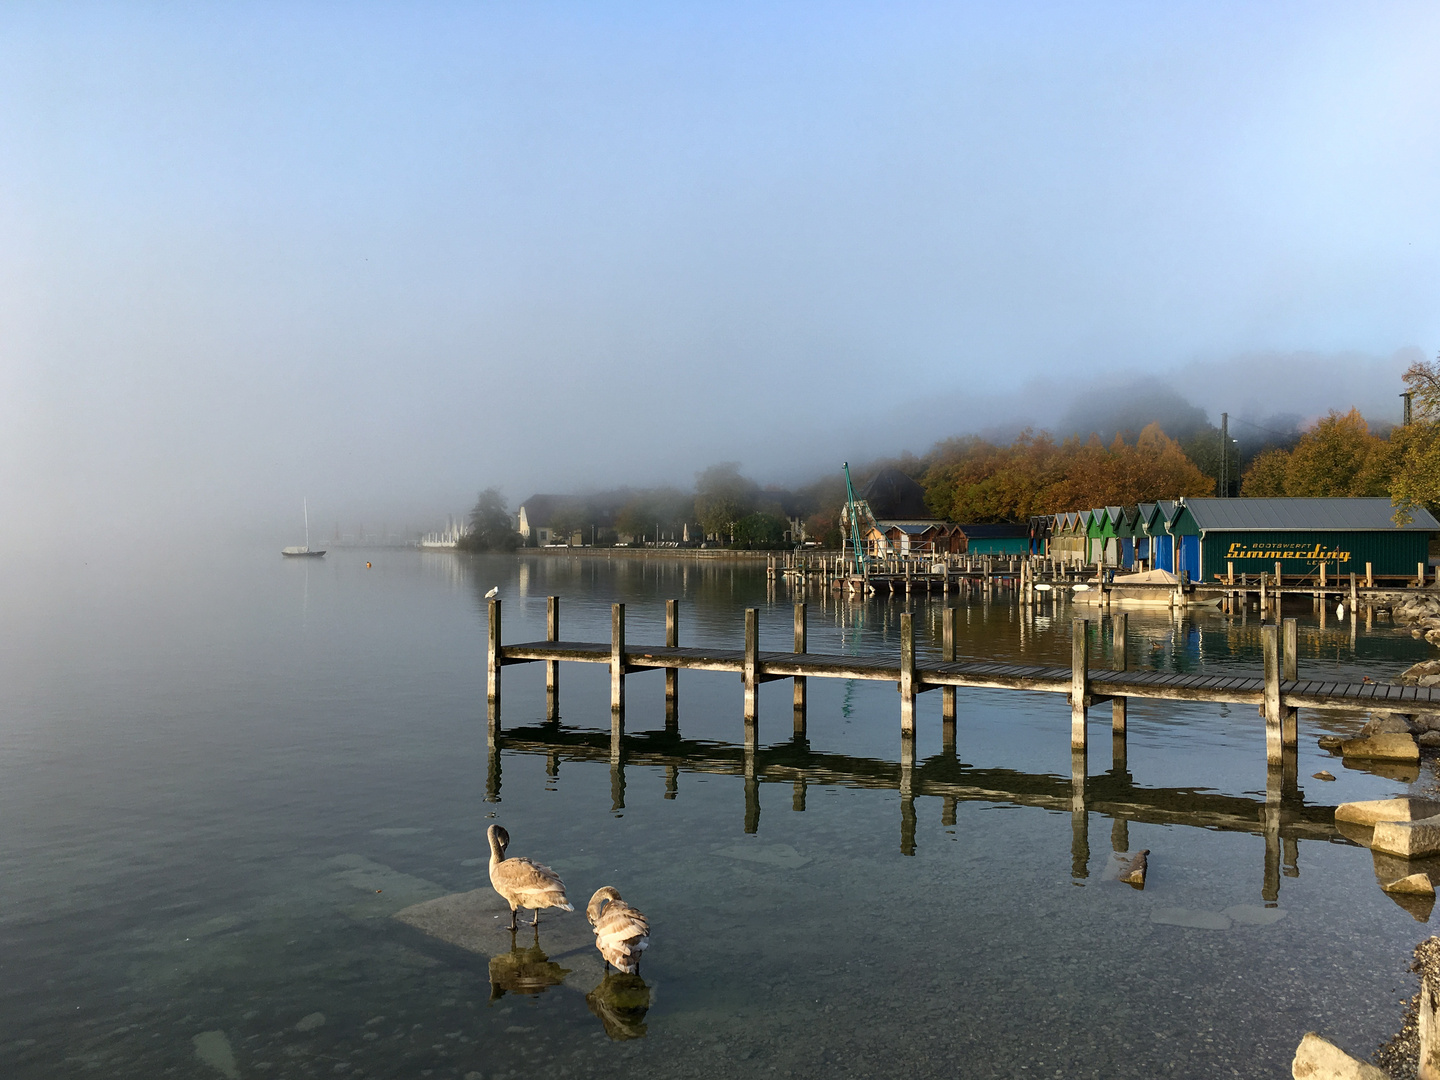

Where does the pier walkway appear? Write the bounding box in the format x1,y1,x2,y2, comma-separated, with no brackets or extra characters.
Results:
486,598,1440,766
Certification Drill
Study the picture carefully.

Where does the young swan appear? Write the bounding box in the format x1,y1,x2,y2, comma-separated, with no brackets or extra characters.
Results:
587,887,650,974
487,825,573,930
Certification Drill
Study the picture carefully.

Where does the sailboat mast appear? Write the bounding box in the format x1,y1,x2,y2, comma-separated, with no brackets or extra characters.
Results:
304,498,310,549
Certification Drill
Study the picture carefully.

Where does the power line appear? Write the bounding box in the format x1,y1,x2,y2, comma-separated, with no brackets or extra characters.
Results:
1227,415,1297,441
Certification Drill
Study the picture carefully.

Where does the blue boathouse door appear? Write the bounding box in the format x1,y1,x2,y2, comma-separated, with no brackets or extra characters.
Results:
1176,535,1200,582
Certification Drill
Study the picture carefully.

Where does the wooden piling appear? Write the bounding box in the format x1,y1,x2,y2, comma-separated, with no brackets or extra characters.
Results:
1282,617,1298,747
610,603,626,715
1349,572,1357,610
1366,562,1374,588
665,599,678,703
942,606,957,725
793,602,807,734
1071,618,1089,750
487,598,502,722
899,612,917,735
1112,612,1128,735
743,608,759,722
545,596,560,720
1262,623,1282,764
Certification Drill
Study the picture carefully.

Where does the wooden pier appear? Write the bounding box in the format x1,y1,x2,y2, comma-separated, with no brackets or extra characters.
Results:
486,597,1440,767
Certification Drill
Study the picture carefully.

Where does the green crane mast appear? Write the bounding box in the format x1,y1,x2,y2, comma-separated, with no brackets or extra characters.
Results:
842,462,867,578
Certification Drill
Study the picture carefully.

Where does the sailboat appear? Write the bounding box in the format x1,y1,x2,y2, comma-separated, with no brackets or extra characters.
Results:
282,499,326,558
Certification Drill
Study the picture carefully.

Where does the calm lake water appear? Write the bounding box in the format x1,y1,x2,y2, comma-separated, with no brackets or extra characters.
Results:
2,548,1437,1078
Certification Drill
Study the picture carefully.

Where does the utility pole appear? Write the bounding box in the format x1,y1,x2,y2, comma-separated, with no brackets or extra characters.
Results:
1219,412,1229,497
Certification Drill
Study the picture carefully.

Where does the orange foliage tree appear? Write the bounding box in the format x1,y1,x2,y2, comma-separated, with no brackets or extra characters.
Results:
922,423,1213,522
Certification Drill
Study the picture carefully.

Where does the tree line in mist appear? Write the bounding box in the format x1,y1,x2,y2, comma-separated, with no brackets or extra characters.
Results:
458,359,1440,550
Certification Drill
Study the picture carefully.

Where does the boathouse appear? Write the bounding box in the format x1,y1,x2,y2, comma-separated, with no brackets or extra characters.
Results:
851,467,961,556
955,522,1031,556
1166,498,1439,583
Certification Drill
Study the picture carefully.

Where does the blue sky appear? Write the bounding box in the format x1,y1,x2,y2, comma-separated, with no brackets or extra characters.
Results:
2,2,1438,541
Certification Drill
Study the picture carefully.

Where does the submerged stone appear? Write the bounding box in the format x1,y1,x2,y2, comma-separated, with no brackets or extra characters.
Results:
193,1030,239,1079
1223,905,1287,927
1150,908,1231,930
295,1012,326,1032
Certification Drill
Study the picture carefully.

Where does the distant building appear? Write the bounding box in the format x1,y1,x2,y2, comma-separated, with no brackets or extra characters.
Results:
517,495,584,546
844,467,961,555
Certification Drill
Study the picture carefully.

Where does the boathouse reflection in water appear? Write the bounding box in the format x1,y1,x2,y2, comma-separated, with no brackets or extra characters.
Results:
486,721,1346,904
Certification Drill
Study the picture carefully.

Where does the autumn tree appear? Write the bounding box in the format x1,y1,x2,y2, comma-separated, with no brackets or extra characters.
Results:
1239,409,1394,497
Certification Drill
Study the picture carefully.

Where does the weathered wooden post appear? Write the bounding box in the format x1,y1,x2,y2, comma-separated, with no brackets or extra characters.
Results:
1262,622,1282,764
545,596,560,721
1259,571,1267,615
1275,561,1283,589
1366,561,1374,589
487,598,502,723
743,607,760,723
942,606,958,730
610,603,626,717
1282,616,1298,746
793,603,807,734
1112,613,1128,769
1071,618,1089,750
665,599,679,702
1349,571,1358,610
1319,561,1327,590
1227,560,1235,585
899,612,917,735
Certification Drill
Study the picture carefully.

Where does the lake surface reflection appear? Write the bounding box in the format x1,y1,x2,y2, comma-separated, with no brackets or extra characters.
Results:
2,548,1437,1078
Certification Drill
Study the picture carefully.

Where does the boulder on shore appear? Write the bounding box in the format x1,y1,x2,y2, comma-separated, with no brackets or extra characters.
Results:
1361,714,1418,736
1340,733,1420,761
1398,660,1440,684
1381,873,1436,896
1335,797,1440,827
1291,1031,1388,1079
1372,816,1440,859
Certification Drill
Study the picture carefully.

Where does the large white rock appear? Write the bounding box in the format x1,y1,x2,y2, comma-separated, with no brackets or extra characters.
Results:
1372,816,1440,858
1291,1032,1387,1079
1335,797,1440,826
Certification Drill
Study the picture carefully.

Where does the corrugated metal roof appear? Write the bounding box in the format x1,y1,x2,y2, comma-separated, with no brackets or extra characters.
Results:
957,523,1029,538
1182,498,1439,532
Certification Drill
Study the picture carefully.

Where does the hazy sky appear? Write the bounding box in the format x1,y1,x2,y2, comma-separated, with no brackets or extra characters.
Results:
3,1,1439,544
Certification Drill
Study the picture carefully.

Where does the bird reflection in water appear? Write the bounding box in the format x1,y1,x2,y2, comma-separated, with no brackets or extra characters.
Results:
586,971,652,1040
488,929,571,1001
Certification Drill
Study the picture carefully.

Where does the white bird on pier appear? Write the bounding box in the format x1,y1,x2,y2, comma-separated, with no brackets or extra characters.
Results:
487,825,573,930
485,586,499,599
587,887,650,974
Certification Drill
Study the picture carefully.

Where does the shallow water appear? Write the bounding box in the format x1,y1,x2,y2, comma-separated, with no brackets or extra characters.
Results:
1,548,1435,1078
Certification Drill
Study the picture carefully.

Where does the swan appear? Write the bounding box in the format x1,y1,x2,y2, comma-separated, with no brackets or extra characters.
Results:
587,886,650,974
1336,602,1346,620
487,825,573,930
485,586,499,599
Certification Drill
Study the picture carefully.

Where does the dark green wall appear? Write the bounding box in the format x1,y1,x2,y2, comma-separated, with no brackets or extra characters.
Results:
1199,530,1429,580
